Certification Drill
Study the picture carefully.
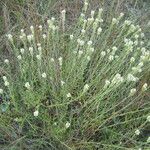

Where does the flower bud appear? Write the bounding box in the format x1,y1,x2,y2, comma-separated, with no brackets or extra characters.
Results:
41,72,47,78
4,59,9,64
33,110,39,117
25,82,30,89
66,93,71,98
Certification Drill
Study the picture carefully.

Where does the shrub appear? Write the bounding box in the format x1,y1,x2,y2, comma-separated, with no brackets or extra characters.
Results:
0,0,150,149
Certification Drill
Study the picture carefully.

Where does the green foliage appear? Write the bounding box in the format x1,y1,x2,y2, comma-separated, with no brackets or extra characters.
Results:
0,0,150,150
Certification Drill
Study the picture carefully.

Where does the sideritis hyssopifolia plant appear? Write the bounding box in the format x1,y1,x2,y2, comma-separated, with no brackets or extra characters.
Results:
0,1,150,149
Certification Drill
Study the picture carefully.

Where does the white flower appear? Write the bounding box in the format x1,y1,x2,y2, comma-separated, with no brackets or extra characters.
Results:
83,84,89,92
20,31,26,39
138,27,142,32
47,19,52,25
14,118,19,122
4,59,9,64
93,20,98,28
130,24,136,32
39,25,42,31
29,47,33,55
81,29,86,34
38,47,42,55
107,49,110,53
127,74,138,82
70,35,74,40
87,41,92,46
130,57,135,63
134,34,139,39
97,27,102,35
36,55,41,60
78,39,85,46
141,47,146,53
66,93,71,98
138,68,142,73
21,29,24,33
42,34,47,39
65,121,70,128
124,20,131,25
91,10,95,18
147,137,150,143
20,48,25,54
112,18,118,24
112,46,117,55
104,80,110,88
30,26,34,32
61,9,66,14
61,80,65,86
109,55,114,61
33,110,39,117
3,76,7,81
78,50,83,57
0,89,3,94
124,38,129,43
25,82,30,89
7,34,13,42
77,39,80,44
4,81,9,87
61,9,66,23
98,8,103,13
140,56,146,61
112,46,117,51
27,34,33,42
87,56,91,61
80,13,85,18
58,57,62,66
17,55,22,60
83,19,87,24
20,35,24,40
112,74,124,84
51,58,54,62
134,40,138,46
115,55,119,59
88,18,94,23
37,43,41,47
138,62,144,67
135,129,140,135
54,122,57,126
51,17,55,21
84,1,88,6
130,88,136,96
115,74,122,80
132,67,141,73
119,12,124,17
47,19,51,24
41,73,47,78
52,25,57,31
52,25,58,31
142,83,148,91
100,19,103,23
147,116,150,122
101,51,106,57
